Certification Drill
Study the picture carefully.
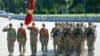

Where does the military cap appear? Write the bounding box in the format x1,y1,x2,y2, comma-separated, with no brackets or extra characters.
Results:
66,22,68,25
9,23,12,26
55,22,57,25
32,22,35,25
76,23,80,26
20,23,23,25
42,23,45,26
88,22,92,25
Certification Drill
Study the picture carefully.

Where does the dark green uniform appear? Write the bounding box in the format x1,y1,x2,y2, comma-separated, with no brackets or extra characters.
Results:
2,26,16,55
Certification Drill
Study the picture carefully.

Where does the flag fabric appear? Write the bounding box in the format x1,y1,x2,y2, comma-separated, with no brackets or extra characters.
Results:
24,0,34,25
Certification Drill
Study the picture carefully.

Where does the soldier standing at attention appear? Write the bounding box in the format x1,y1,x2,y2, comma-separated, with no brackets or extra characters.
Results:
27,22,39,56
73,23,83,56
85,22,96,55
63,22,71,56
39,23,49,55
51,23,60,55
2,23,16,56
17,23,27,55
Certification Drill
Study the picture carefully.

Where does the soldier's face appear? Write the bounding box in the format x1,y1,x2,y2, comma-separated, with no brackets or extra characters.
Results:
9,25,12,28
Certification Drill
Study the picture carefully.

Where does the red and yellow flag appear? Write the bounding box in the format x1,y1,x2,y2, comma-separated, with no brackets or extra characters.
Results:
24,0,34,25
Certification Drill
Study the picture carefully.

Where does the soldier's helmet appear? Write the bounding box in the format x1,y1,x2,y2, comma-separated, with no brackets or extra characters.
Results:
9,23,12,26
88,22,92,25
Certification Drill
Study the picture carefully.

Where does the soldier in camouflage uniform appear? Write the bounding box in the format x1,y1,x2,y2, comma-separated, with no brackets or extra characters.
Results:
62,22,71,56
27,22,39,56
39,23,49,55
80,23,86,51
17,23,26,55
51,23,59,55
2,23,16,56
73,23,83,56
85,22,96,54
70,23,75,53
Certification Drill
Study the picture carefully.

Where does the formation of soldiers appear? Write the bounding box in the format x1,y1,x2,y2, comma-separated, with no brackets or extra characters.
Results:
2,22,96,56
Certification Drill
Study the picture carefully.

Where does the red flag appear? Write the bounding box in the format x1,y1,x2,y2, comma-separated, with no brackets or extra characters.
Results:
24,0,34,25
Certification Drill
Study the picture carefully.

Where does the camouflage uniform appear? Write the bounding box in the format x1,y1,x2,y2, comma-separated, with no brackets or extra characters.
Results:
73,23,83,56
2,23,16,55
17,23,26,55
62,23,71,55
85,23,95,54
27,23,39,55
39,24,49,54
51,23,61,54
57,23,63,54
70,23,75,53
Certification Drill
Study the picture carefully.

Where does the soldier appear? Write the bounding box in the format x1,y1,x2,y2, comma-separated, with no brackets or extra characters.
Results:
85,22,96,55
17,23,27,55
73,23,83,56
62,22,71,56
80,23,86,51
2,23,16,56
70,23,75,53
39,23,49,55
51,23,59,54
57,23,64,54
27,22,39,56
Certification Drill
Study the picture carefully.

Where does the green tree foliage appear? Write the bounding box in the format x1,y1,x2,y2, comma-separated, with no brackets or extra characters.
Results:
1,0,100,14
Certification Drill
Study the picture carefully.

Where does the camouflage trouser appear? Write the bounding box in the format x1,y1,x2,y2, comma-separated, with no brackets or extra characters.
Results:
41,39,48,53
30,37,37,54
18,38,26,54
75,37,82,54
87,37,94,53
57,37,64,54
53,38,59,54
70,37,75,52
64,37,71,54
81,38,85,50
7,39,15,53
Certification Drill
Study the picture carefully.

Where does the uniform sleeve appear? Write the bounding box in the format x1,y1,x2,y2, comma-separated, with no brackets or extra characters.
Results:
27,27,31,30
50,28,54,37
14,29,16,42
47,29,49,38
39,29,42,42
24,29,27,37
2,26,9,32
17,29,20,41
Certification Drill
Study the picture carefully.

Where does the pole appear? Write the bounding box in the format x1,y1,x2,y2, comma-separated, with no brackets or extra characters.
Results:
67,1,68,14
2,3,4,10
65,0,69,14
24,1,27,13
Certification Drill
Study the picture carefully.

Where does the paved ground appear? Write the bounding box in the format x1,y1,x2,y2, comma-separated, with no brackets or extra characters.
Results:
0,17,100,56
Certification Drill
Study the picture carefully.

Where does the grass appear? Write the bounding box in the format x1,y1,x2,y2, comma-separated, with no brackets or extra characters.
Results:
18,13,100,17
